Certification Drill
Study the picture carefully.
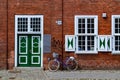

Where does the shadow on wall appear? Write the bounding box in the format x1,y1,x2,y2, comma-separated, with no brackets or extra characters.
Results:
51,37,63,53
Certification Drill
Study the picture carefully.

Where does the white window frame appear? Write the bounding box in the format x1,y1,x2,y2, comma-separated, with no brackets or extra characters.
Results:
112,15,120,54
75,15,98,54
15,15,43,34
15,15,44,67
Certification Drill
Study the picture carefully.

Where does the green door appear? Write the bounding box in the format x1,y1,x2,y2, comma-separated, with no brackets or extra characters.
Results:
18,34,41,67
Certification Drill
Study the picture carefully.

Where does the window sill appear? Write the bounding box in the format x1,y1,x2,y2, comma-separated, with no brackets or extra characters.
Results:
75,51,98,54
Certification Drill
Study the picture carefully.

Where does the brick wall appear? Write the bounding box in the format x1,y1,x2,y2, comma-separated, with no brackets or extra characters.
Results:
63,0,120,70
7,0,63,69
0,0,120,69
0,0,7,69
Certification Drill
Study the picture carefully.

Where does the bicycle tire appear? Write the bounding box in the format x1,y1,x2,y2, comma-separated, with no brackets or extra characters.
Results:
66,59,78,71
48,59,60,72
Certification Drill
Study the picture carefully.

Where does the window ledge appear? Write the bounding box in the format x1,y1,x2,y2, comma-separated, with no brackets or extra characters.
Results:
75,51,98,54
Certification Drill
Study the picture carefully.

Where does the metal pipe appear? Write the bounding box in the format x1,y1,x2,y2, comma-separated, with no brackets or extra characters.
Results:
6,0,8,69
61,0,64,70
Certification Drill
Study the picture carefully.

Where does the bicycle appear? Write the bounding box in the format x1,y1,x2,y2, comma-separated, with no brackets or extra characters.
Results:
48,52,78,72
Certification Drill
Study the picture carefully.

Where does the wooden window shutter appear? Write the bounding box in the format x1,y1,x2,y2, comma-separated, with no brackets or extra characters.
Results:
98,35,112,52
107,36,112,51
65,35,75,51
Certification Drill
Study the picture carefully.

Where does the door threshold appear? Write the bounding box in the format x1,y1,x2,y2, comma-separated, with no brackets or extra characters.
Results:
14,67,43,71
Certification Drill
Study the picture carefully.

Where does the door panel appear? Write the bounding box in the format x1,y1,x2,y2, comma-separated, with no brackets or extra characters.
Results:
32,36,41,54
18,36,28,66
18,34,41,67
19,36,28,54
31,35,41,66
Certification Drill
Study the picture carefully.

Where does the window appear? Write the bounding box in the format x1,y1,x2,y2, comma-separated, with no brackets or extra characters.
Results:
75,15,98,54
15,15,43,33
112,15,120,54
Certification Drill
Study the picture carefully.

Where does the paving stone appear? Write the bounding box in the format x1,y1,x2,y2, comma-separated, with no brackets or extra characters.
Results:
45,70,120,80
0,69,48,80
1,70,120,80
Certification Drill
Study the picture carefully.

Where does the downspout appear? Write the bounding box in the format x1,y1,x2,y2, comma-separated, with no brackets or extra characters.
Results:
6,0,8,69
61,0,64,70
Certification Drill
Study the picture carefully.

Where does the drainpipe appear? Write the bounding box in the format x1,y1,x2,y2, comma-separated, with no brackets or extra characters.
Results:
61,0,64,70
6,0,8,69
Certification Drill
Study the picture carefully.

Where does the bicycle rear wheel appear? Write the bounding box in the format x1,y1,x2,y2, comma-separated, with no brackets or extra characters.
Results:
48,59,60,72
66,59,78,71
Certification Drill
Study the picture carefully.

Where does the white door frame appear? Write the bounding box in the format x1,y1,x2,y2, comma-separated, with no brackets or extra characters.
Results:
15,15,44,68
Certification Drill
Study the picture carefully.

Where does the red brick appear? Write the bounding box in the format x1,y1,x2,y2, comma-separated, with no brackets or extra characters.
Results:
0,0,120,70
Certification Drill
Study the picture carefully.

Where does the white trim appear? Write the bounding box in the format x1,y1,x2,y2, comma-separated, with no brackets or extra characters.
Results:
31,56,40,64
112,15,114,36
28,17,31,32
15,15,17,67
19,56,27,64
15,15,44,67
75,15,98,18
75,15,98,54
41,16,43,68
75,16,78,35
112,15,120,54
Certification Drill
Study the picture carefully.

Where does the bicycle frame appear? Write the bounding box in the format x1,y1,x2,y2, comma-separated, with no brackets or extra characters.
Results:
55,56,70,69
48,52,78,71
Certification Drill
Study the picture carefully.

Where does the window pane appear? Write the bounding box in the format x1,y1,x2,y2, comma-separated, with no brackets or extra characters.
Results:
78,36,85,51
87,18,94,34
87,36,94,51
87,19,90,23
78,19,85,34
115,18,118,23
91,19,94,23
30,18,41,32
115,24,118,29
115,36,120,51
115,29,118,33
115,18,120,34
18,18,28,32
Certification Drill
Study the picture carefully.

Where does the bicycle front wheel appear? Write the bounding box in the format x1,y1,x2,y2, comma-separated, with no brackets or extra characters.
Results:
48,59,60,72
66,59,78,71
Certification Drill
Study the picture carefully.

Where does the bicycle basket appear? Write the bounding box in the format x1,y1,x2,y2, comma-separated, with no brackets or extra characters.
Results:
53,52,59,58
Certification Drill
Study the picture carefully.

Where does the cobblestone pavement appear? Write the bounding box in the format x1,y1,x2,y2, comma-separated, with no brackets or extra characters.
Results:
45,70,120,80
1,69,120,80
0,68,48,80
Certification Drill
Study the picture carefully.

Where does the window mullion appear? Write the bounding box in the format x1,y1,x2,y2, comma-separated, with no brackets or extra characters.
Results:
28,17,30,32
85,36,87,52
85,18,87,35
85,18,88,52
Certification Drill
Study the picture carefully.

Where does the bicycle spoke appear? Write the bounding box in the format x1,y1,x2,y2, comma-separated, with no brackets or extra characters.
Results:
48,60,60,71
66,59,78,71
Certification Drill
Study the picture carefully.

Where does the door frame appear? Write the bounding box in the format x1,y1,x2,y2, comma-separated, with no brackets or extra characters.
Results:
15,15,43,68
